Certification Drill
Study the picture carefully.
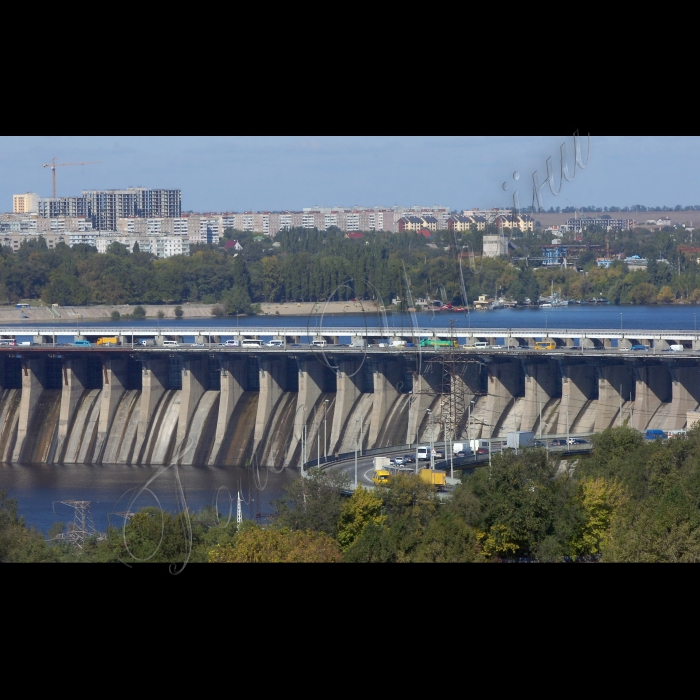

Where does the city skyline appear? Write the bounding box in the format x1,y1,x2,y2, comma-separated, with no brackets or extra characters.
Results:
1,136,699,214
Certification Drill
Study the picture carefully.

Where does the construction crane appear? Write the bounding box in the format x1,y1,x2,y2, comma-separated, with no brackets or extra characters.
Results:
42,157,101,199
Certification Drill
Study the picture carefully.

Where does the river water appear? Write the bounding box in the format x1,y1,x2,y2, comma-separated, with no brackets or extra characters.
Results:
3,303,698,536
0,462,296,535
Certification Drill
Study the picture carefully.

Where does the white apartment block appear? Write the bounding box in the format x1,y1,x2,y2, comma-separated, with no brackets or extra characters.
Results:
94,235,189,258
68,232,98,247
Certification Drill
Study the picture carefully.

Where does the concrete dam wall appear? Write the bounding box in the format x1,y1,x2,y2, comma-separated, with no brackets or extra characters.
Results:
1,351,699,466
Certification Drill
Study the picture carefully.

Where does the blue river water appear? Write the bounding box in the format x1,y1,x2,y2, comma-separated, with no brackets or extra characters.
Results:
3,303,700,538
0,462,296,536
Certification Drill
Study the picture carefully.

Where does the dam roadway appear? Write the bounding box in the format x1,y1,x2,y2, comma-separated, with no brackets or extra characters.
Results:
0,327,699,468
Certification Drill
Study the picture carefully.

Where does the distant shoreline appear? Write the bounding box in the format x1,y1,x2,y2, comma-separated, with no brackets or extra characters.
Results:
0,300,383,322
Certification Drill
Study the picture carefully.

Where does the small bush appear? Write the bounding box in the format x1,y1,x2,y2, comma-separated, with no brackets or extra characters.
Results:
211,304,226,317
157,310,165,319
111,310,121,321
132,306,146,319
174,306,183,318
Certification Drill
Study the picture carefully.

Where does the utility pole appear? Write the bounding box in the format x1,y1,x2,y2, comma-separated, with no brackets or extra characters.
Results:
355,418,360,489
236,491,243,525
619,384,622,427
324,399,329,462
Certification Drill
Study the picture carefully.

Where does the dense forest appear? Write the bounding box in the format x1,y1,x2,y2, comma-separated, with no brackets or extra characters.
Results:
4,425,700,563
1,223,699,313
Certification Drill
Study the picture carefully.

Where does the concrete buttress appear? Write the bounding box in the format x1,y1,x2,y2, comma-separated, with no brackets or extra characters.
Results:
177,355,210,462
134,358,168,463
369,360,402,447
482,360,520,438
207,358,245,465
595,363,634,431
253,358,285,457
328,359,363,456
56,357,88,461
557,363,596,434
632,364,670,431
94,358,128,462
12,357,46,461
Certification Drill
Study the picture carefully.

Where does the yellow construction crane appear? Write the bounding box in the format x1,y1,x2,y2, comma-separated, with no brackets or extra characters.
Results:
42,157,101,199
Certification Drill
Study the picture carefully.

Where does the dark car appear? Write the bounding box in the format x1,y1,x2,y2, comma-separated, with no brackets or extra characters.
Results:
402,455,415,463
476,447,488,455
549,439,565,446
568,438,589,445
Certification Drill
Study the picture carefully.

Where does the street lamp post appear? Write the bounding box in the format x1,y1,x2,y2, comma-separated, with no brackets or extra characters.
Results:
565,393,570,447
426,409,435,470
354,420,359,490
324,399,329,462
297,405,307,476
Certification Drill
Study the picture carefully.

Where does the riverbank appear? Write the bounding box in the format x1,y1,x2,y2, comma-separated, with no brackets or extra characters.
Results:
0,299,383,322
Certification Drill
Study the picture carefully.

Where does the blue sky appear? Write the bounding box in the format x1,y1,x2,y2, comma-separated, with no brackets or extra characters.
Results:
1,136,698,213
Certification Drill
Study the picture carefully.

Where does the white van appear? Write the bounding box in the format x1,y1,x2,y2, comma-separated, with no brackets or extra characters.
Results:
266,339,284,347
416,446,430,461
670,345,684,352
162,340,180,347
221,339,240,347
473,341,489,349
311,340,327,348
241,339,264,347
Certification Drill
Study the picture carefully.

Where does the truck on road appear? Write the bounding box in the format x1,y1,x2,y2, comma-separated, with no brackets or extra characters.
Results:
373,456,391,470
419,468,447,490
97,337,119,346
507,431,535,449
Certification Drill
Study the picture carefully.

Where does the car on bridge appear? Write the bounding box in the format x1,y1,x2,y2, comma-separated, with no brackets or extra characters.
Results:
568,438,589,445
630,345,649,351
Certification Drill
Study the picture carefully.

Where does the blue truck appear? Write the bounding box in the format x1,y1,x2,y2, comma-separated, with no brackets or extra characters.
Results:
645,429,666,441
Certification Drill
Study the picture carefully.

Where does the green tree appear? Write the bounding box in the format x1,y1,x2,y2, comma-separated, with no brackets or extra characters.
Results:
174,305,183,318
132,305,146,319
223,286,252,315
208,525,342,563
273,467,350,538
628,282,658,305
336,486,385,551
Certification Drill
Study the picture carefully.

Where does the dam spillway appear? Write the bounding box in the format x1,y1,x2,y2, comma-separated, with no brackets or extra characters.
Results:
2,346,700,466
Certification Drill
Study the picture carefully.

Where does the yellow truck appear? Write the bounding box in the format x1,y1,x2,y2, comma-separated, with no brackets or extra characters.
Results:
96,337,119,346
419,468,447,490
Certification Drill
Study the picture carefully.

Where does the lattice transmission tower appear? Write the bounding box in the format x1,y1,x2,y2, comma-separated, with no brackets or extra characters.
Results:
52,501,106,548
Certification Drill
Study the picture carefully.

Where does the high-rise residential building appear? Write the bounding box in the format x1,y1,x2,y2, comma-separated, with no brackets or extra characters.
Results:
38,196,89,219
81,188,181,231
13,193,40,214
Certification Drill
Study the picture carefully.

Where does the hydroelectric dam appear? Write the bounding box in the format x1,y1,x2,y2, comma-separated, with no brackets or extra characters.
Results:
2,325,700,466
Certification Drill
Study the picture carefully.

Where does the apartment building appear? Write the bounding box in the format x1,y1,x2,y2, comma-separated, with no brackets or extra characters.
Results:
94,235,189,258
0,233,66,251
13,192,40,214
83,188,181,231
38,196,89,219
36,217,93,232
